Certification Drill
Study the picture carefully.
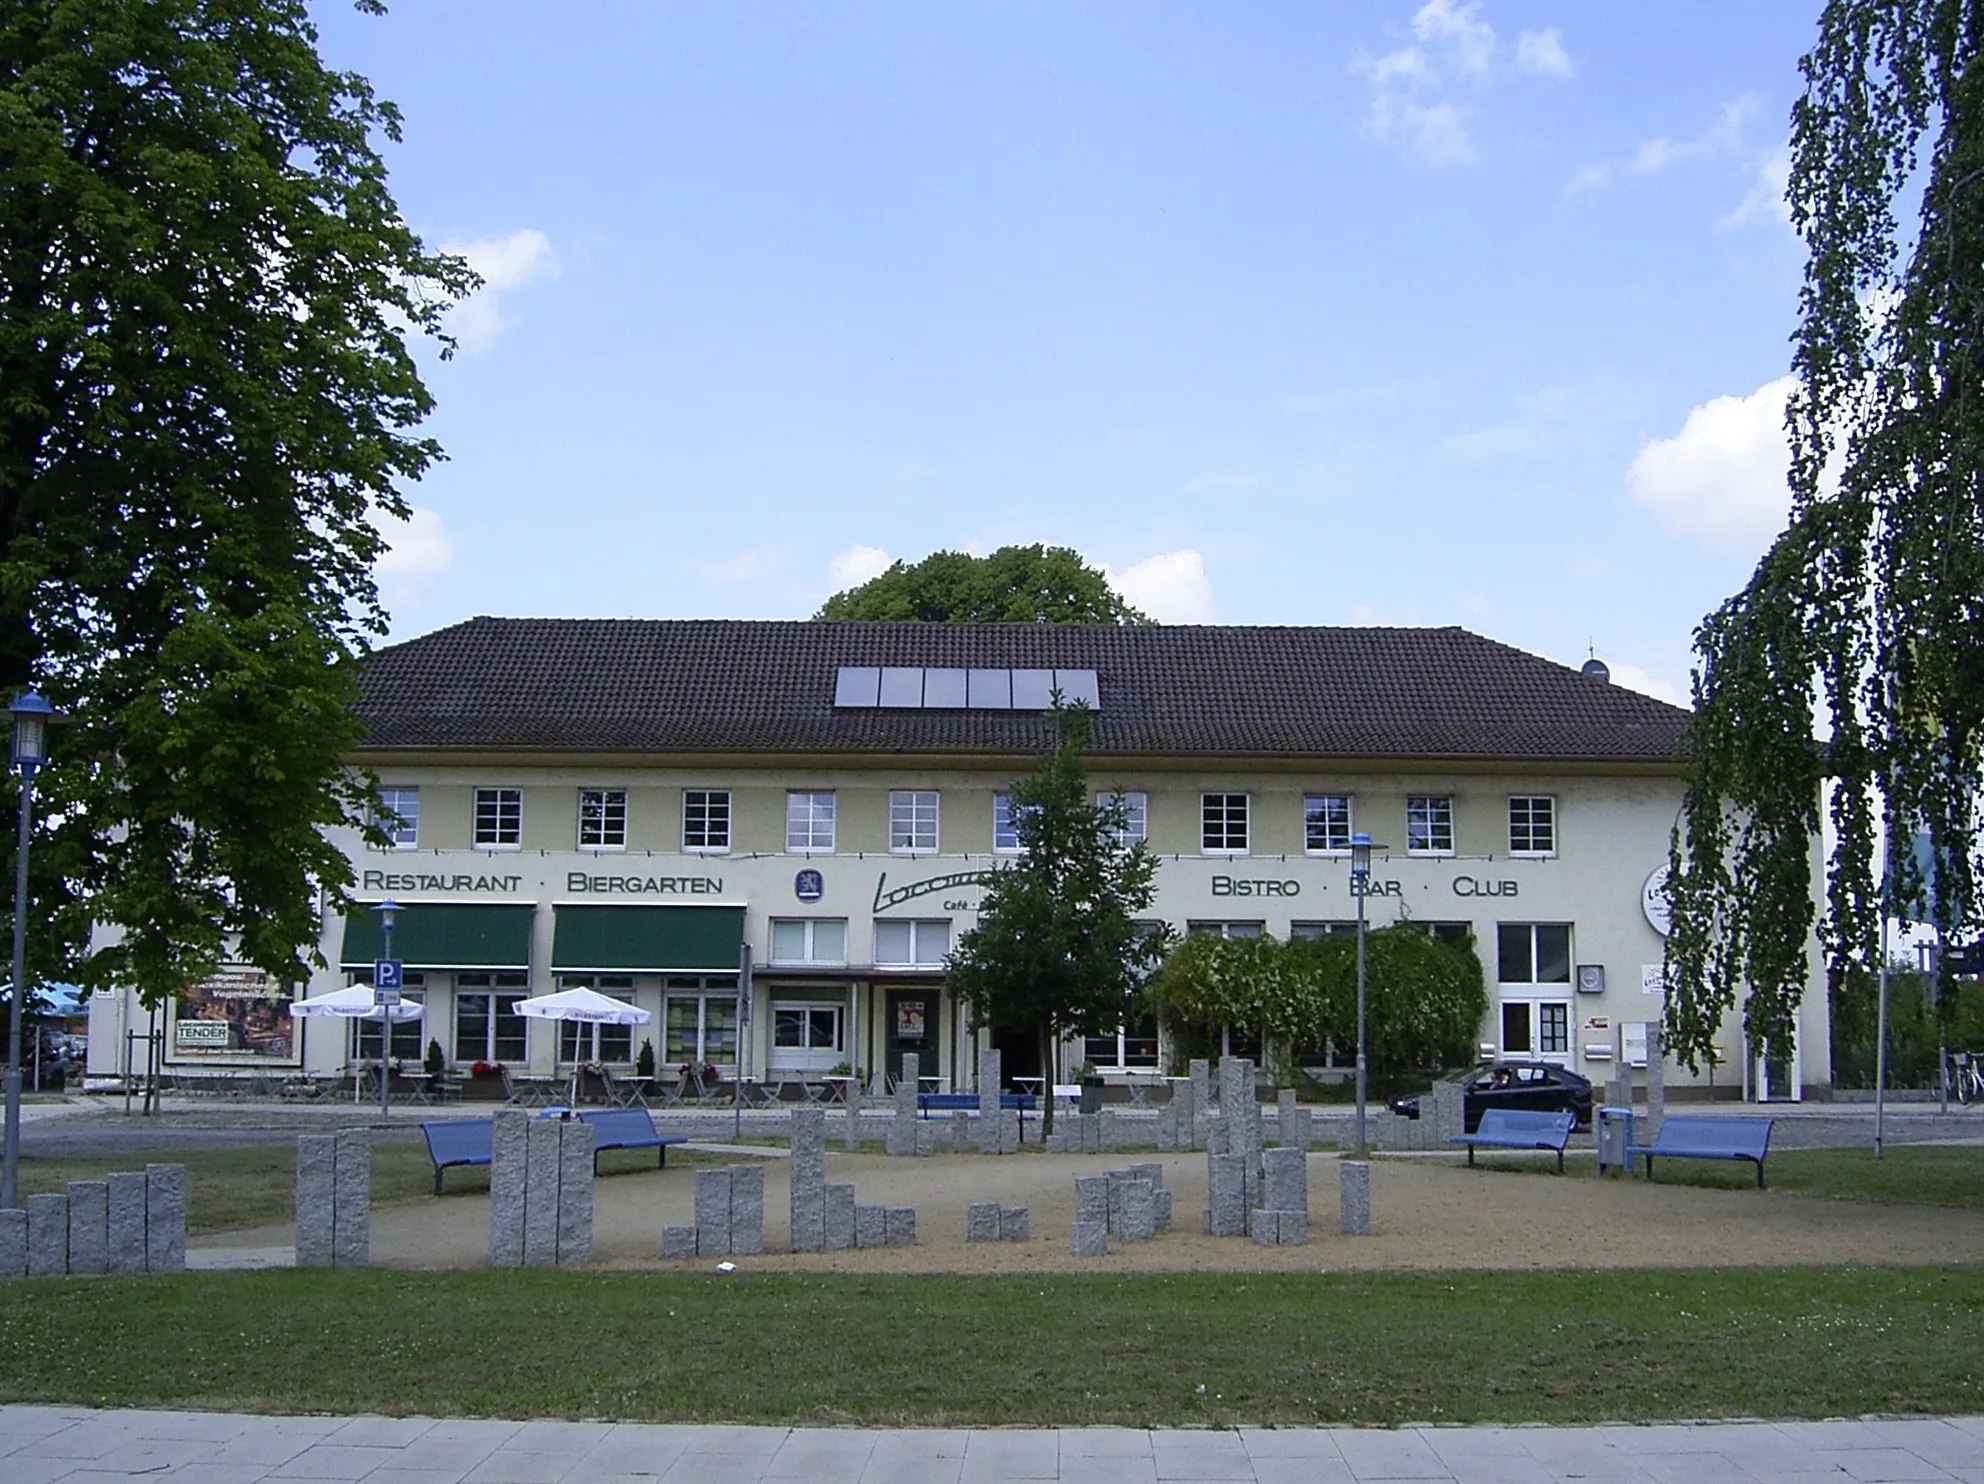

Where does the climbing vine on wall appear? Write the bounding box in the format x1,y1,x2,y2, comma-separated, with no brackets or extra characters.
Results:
1668,0,1984,1072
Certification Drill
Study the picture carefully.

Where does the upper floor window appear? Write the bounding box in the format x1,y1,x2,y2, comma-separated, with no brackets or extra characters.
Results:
1099,791,1147,849
578,788,627,850
769,917,848,965
374,786,418,848
683,790,731,852
1187,920,1264,939
889,790,939,854
1201,793,1249,855
1304,794,1352,854
1405,795,1454,856
1508,796,1556,856
875,917,950,966
1290,921,1357,939
786,791,835,853
473,788,521,849
993,793,1037,853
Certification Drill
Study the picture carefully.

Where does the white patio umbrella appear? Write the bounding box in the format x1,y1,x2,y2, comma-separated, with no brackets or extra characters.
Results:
514,986,652,1109
290,985,425,1106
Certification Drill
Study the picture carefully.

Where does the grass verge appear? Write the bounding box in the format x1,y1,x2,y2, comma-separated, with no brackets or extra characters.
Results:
1,1266,1979,1426
1451,1142,1984,1208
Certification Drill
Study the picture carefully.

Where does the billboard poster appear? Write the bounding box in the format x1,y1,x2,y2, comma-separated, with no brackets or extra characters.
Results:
170,965,298,1064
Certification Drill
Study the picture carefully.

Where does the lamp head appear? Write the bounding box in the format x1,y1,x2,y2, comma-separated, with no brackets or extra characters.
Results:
8,691,61,773
375,896,400,930
1350,831,1373,881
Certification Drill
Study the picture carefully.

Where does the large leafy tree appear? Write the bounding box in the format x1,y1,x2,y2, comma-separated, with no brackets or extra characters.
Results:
816,544,1150,624
1667,0,1983,1071
945,701,1161,1132
0,0,471,1003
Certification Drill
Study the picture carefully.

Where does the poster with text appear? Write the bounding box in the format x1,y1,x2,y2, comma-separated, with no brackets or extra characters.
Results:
170,965,298,1064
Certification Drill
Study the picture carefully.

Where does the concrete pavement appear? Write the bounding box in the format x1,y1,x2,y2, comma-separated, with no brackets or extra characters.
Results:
4,1407,1982,1483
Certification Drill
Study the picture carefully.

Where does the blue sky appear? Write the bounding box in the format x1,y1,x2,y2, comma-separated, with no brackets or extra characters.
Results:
321,1,1824,704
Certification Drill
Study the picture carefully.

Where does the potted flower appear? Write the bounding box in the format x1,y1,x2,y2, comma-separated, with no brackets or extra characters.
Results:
462,1059,508,1100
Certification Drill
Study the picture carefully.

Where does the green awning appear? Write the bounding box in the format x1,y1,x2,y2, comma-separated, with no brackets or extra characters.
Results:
340,904,534,972
552,906,744,974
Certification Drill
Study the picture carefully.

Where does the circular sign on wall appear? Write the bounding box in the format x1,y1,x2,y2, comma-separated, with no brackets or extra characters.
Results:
1642,864,1673,937
794,868,824,903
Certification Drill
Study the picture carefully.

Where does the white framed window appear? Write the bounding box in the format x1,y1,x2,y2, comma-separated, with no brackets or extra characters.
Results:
1508,796,1556,856
1201,793,1249,855
1304,794,1352,854
1084,1014,1160,1070
1290,921,1357,939
683,790,731,852
771,1002,844,1071
1099,791,1147,848
374,787,419,848
874,918,950,966
1497,923,1572,985
992,793,1034,854
578,789,627,850
1406,795,1454,855
889,790,939,854
786,791,836,853
453,974,528,1063
556,976,636,1063
1186,920,1264,939
473,788,522,849
769,918,847,965
664,976,739,1069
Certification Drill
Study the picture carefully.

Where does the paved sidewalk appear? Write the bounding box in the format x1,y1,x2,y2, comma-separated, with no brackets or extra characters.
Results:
4,1407,1981,1483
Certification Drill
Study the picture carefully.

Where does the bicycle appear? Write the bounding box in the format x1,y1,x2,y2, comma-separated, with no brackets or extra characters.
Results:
1952,1052,1983,1107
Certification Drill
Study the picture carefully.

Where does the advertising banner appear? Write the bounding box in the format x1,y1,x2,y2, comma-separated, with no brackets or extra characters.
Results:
170,965,298,1064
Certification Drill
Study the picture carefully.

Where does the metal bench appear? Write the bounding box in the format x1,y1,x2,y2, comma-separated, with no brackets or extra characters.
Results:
577,1108,689,1173
1448,1108,1578,1174
917,1090,1038,1139
420,1118,494,1195
1629,1115,1774,1188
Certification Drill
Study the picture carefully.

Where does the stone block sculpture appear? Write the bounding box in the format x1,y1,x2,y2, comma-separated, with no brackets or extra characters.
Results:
146,1164,186,1273
1069,1220,1108,1256
487,1111,592,1268
26,1193,67,1277
977,1048,1002,1155
295,1133,369,1269
886,1053,919,1156
0,1208,23,1279
1340,1158,1371,1236
66,1179,108,1275
966,1201,1000,1242
787,1104,913,1251
999,1205,1029,1241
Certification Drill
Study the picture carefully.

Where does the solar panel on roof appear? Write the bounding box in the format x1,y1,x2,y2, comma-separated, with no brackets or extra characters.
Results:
879,667,924,707
923,668,967,708
966,669,1011,709
1010,668,1056,710
834,667,880,706
1054,669,1101,708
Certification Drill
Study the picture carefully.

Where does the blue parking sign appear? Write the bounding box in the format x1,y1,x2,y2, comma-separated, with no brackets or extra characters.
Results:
374,959,404,991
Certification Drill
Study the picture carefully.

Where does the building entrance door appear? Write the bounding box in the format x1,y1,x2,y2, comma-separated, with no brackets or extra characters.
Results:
1499,998,1572,1068
885,988,938,1088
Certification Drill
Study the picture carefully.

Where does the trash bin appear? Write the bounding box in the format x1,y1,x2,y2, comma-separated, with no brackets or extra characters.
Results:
1079,1075,1105,1115
1596,1105,1634,1175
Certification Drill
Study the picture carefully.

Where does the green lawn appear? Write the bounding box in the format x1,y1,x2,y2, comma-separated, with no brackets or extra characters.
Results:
1448,1141,1984,1208
0,1266,1979,1425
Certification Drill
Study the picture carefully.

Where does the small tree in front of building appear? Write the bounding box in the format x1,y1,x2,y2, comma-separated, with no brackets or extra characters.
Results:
947,700,1161,1134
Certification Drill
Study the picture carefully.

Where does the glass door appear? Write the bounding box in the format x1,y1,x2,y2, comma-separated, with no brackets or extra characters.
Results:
1498,999,1572,1067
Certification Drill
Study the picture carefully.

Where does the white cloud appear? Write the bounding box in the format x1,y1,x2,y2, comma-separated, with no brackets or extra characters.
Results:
1569,95,1760,193
1628,376,1794,550
1358,4,1565,166
1604,662,1689,708
1515,27,1572,77
827,544,894,590
441,229,561,350
1720,144,1793,229
1109,550,1216,624
704,549,777,585
374,506,453,580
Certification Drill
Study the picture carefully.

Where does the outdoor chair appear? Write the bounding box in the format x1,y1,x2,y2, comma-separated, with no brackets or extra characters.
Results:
600,1065,649,1109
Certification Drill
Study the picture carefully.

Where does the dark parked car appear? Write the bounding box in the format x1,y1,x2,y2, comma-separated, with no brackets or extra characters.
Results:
1390,1061,1593,1133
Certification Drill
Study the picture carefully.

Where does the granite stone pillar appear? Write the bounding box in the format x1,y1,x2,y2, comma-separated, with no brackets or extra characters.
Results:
24,1193,65,1277
489,1109,530,1267
729,1164,765,1257
0,1208,23,1279
293,1136,335,1270
824,1182,856,1251
331,1129,370,1268
522,1118,562,1268
694,1167,734,1258
1340,1158,1371,1236
145,1165,186,1273
977,1048,1002,1155
105,1170,148,1275
556,1120,595,1266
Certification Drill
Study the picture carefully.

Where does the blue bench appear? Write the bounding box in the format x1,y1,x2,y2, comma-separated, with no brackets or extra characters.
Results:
578,1108,689,1172
917,1091,1037,1117
421,1119,493,1195
1629,1115,1774,1188
1449,1108,1578,1173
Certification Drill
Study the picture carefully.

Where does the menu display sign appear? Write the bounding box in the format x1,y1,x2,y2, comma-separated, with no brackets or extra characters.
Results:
171,965,298,1064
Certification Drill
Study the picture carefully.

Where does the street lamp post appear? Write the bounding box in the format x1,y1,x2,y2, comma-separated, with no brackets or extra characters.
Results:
1349,831,1387,1159
3,691,59,1210
375,898,398,1118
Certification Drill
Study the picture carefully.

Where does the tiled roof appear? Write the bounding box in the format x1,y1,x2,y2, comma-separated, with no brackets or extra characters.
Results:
353,618,1690,764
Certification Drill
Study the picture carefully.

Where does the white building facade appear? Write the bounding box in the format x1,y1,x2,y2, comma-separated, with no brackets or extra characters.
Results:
86,619,1829,1101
